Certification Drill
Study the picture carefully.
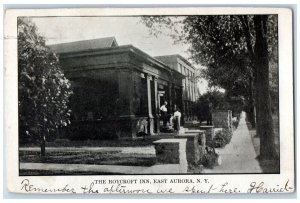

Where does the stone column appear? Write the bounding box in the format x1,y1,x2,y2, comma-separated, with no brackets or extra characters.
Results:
191,78,194,102
186,101,189,121
171,83,175,110
147,74,154,135
193,79,197,101
154,77,160,134
168,82,172,113
180,85,185,125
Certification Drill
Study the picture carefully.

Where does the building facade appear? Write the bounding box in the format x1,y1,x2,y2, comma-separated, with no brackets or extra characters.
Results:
50,37,185,139
155,55,198,121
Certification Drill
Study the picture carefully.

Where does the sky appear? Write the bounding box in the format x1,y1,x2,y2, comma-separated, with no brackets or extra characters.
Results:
31,16,209,94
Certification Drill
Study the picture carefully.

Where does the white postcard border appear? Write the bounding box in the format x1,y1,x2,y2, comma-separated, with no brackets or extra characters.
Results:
4,7,295,195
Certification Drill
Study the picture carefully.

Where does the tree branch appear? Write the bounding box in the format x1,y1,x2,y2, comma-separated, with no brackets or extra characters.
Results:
238,15,255,62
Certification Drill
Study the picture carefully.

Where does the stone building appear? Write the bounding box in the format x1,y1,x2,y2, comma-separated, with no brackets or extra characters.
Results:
50,37,185,139
155,55,198,121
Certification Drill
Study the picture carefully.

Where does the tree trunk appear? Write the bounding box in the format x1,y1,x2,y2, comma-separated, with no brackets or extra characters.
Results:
253,15,278,160
248,75,256,128
40,135,46,158
248,104,256,128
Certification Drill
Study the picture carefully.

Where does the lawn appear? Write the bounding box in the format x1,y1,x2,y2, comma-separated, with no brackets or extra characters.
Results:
20,134,175,148
19,148,156,166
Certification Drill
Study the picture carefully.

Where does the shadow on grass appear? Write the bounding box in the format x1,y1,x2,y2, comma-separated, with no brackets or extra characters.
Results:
20,134,175,148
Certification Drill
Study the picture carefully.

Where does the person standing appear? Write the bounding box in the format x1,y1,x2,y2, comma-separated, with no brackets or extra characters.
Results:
173,108,182,133
160,101,168,126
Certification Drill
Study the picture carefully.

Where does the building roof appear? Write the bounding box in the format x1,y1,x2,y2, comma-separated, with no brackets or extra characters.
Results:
49,38,185,79
155,54,195,70
49,37,118,54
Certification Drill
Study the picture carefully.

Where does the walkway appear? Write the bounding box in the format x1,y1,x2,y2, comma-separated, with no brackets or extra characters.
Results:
202,112,262,173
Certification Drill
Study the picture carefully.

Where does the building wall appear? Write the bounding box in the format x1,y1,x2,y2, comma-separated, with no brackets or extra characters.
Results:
68,69,119,121
176,58,197,103
155,55,198,121
57,47,184,139
155,55,197,103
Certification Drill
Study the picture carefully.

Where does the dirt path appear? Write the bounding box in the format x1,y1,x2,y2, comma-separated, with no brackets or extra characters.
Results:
202,112,262,173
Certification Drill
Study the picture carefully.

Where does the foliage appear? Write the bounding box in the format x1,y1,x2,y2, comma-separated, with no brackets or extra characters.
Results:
226,96,244,118
18,18,72,145
193,90,226,122
141,15,278,160
232,118,240,129
210,129,233,148
202,146,220,169
193,90,244,123
141,15,278,90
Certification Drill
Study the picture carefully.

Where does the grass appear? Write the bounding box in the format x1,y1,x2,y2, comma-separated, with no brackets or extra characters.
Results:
19,132,205,175
19,135,173,175
19,147,157,175
20,134,175,148
19,149,156,166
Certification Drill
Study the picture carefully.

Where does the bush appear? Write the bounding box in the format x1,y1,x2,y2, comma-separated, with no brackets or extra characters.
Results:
232,119,240,129
202,147,220,169
193,91,244,124
193,90,228,123
211,129,233,148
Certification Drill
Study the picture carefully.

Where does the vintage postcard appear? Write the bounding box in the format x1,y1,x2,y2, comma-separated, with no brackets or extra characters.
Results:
4,7,294,194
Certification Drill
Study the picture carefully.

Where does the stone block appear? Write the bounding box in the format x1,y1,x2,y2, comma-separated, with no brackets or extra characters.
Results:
212,110,232,129
199,125,215,141
153,139,187,173
183,130,206,163
184,129,205,134
174,133,200,166
182,129,206,145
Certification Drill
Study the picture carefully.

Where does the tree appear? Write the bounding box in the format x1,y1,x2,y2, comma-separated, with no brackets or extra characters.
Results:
193,90,244,124
141,15,278,160
193,90,227,123
182,16,257,127
18,18,72,157
141,16,256,128
252,15,277,160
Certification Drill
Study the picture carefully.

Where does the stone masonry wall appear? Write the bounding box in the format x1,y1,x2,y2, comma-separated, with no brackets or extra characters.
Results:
212,110,232,129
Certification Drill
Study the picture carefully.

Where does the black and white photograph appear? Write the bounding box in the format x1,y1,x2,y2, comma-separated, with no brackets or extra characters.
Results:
17,14,281,175
4,7,294,194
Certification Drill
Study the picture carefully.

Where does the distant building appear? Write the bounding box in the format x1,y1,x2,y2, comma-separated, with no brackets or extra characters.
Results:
50,37,185,139
155,55,198,121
